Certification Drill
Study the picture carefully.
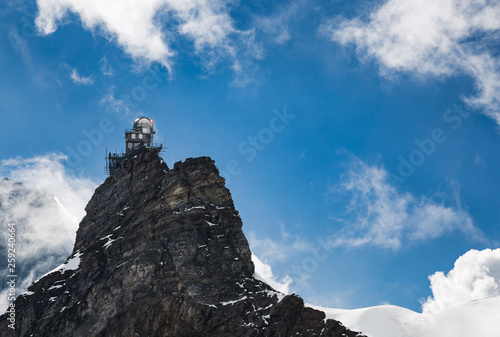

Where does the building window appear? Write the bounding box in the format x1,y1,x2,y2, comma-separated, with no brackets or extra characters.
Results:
138,134,144,139
128,143,133,149
131,134,136,139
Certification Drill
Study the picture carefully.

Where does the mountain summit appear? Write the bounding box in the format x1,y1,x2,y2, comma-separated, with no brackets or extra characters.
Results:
1,150,363,337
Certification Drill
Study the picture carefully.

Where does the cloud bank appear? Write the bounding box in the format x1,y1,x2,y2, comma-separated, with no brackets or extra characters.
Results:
35,0,248,72
422,248,500,314
0,154,97,312
1,153,96,232
325,0,500,125
329,158,482,250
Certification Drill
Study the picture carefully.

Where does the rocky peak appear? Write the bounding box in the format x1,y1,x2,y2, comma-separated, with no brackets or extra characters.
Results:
0,150,364,337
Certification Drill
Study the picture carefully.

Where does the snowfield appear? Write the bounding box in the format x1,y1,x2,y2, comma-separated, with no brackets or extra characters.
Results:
307,295,500,337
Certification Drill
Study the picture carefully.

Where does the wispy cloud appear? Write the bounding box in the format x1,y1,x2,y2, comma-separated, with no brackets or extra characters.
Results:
248,220,313,262
70,68,94,85
99,56,113,76
323,0,500,125
328,157,483,250
422,248,500,314
7,29,33,66
35,0,259,76
100,88,133,116
254,0,304,45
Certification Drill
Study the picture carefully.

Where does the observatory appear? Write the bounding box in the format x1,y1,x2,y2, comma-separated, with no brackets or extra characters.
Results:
125,117,155,153
106,117,163,175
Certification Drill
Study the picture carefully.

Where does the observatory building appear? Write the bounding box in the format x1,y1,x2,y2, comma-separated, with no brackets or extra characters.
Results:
106,117,163,175
125,117,155,153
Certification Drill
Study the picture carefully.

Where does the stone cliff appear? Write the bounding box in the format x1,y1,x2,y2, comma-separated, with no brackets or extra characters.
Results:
0,150,363,337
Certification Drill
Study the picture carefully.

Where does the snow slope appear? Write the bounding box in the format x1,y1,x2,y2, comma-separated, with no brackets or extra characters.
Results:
308,296,500,337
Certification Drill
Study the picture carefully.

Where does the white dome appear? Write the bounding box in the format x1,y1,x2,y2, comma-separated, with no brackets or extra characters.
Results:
133,117,153,129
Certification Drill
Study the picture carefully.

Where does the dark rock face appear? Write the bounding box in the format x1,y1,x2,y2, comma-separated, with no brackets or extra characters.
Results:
0,151,364,337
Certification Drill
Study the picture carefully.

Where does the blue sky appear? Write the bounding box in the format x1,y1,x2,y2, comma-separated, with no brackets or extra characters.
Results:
1,0,500,313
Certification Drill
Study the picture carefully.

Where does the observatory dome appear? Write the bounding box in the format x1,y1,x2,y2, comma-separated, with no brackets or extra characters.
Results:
133,117,153,129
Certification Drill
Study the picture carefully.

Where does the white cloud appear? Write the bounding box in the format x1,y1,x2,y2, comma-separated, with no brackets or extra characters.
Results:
248,221,313,262
325,0,500,125
35,0,249,73
252,253,292,294
422,248,500,314
0,154,97,312
165,0,234,51
329,158,482,250
70,68,94,85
